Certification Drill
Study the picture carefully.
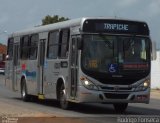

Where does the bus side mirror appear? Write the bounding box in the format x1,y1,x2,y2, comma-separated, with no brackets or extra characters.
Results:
151,41,157,60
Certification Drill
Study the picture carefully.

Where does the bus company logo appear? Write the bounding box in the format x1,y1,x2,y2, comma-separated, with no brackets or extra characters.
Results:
114,86,120,91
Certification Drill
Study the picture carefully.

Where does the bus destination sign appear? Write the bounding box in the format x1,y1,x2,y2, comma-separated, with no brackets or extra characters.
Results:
95,23,138,33
103,23,128,31
83,19,149,35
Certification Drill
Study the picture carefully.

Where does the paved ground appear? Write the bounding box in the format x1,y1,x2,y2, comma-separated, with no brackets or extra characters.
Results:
0,75,160,123
151,89,160,99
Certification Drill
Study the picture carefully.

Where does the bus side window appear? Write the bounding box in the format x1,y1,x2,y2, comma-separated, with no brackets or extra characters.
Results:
47,31,59,59
29,34,38,60
59,29,70,58
7,38,14,60
20,36,29,60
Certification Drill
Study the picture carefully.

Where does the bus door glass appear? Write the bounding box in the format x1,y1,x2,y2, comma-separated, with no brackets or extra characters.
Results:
38,39,46,95
5,38,13,89
13,42,20,91
70,36,79,98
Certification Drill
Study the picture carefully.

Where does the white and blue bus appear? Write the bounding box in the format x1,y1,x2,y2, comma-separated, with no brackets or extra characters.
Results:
5,17,156,112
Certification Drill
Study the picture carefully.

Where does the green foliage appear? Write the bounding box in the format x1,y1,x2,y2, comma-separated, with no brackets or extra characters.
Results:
42,15,69,25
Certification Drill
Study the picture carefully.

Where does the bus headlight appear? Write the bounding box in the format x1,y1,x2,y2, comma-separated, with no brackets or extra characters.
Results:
135,79,150,91
143,81,149,87
80,77,98,90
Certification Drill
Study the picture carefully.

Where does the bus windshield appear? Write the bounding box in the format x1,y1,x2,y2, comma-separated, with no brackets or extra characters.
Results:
81,35,150,74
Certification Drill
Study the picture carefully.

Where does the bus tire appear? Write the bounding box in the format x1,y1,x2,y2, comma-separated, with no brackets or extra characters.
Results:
113,103,128,113
21,79,30,102
59,83,70,109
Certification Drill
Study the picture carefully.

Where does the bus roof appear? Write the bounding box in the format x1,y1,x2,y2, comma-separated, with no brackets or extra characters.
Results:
9,17,149,37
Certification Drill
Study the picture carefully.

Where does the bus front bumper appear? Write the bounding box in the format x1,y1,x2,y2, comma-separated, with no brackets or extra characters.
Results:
76,86,150,104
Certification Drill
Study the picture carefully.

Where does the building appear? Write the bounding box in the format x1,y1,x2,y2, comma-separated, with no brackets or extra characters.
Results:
0,44,6,74
151,51,160,89
0,44,7,61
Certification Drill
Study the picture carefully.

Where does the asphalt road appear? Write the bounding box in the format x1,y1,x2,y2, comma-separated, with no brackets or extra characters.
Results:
0,75,160,123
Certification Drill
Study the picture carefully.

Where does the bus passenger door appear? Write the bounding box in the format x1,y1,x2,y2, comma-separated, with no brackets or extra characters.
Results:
37,39,46,98
13,41,20,91
70,36,79,99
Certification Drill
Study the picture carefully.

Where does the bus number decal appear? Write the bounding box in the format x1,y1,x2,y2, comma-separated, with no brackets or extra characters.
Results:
88,60,98,68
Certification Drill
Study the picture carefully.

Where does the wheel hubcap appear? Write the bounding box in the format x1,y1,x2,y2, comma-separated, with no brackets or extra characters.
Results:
60,89,67,105
22,87,26,98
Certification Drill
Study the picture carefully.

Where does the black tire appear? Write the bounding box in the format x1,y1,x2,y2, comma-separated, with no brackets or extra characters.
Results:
21,79,30,102
59,83,71,109
113,103,128,113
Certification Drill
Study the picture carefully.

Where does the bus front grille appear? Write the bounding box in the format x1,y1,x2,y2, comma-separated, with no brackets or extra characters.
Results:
96,78,140,85
100,86,132,91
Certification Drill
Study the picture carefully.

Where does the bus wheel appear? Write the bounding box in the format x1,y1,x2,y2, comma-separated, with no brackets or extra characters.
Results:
113,103,128,113
21,79,30,102
59,83,70,109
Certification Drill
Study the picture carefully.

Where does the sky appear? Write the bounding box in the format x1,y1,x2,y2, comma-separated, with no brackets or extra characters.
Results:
0,0,160,48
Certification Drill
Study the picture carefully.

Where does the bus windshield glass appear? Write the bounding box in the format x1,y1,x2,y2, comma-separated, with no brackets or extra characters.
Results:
81,35,150,74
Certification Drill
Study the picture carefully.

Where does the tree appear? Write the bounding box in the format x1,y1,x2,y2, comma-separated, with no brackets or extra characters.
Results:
42,15,69,25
